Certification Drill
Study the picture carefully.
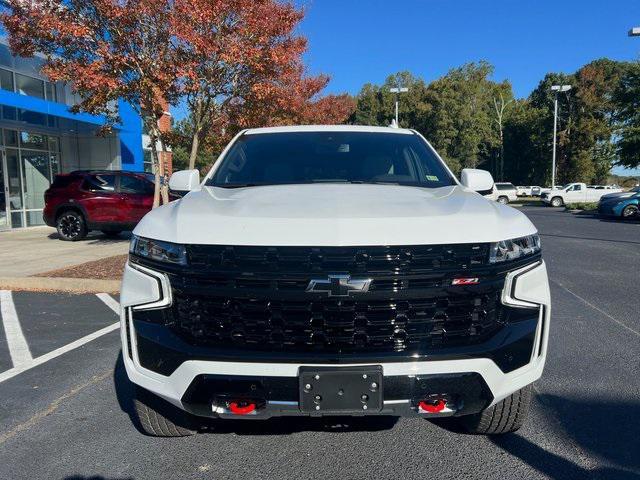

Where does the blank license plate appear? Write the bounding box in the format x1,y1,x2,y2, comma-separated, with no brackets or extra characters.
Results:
299,366,383,414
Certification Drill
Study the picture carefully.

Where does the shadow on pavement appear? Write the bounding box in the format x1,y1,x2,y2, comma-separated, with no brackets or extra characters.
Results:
47,231,132,244
113,352,398,436
488,393,640,480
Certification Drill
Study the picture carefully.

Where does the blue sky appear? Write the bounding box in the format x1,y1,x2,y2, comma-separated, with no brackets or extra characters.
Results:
299,0,640,98
297,0,640,175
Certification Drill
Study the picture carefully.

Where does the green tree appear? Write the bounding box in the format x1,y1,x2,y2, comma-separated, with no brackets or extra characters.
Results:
422,62,504,173
615,61,640,169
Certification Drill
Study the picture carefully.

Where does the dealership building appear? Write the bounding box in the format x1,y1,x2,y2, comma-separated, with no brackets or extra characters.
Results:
0,38,165,230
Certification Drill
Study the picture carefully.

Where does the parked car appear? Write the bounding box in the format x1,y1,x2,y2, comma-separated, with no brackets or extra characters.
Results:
539,185,563,196
516,186,531,196
530,186,542,196
44,170,158,241
541,182,623,207
597,187,640,219
122,125,550,437
484,182,518,204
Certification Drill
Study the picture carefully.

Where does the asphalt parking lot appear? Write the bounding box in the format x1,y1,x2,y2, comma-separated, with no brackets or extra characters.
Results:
0,206,638,480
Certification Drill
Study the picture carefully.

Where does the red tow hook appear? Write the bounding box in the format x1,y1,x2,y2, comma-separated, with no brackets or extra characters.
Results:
228,401,257,415
418,399,447,413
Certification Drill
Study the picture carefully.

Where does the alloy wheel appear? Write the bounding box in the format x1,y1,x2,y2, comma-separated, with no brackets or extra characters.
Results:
58,214,82,239
622,205,639,218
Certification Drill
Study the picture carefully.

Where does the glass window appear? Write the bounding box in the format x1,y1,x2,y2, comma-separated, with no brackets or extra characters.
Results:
18,109,46,126
10,211,23,228
27,211,45,226
19,131,47,150
120,174,154,194
0,44,13,68
48,136,60,152
3,129,18,147
83,174,116,192
21,150,50,209
2,106,17,121
14,56,44,77
45,82,57,102
15,73,45,99
0,68,14,91
6,148,22,210
208,132,456,188
143,149,154,173
50,153,60,178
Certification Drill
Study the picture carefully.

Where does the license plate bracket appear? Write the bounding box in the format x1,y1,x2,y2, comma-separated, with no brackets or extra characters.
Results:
299,366,383,414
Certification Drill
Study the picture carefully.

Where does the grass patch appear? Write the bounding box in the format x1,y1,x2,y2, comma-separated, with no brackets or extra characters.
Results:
565,202,598,212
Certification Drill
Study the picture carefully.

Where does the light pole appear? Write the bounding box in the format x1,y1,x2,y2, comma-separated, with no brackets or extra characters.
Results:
389,86,408,126
550,85,571,189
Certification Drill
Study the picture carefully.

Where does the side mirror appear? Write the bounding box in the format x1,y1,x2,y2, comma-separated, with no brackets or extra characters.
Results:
169,169,200,194
460,168,494,193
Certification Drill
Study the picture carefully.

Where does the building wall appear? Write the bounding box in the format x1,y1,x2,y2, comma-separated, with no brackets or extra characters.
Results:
0,37,145,229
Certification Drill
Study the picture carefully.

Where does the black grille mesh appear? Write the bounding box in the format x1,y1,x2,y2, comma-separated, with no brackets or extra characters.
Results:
186,243,490,275
170,289,503,353
161,243,507,354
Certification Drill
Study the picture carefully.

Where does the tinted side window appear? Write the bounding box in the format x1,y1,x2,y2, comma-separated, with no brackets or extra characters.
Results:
51,175,80,189
120,175,153,194
83,174,116,192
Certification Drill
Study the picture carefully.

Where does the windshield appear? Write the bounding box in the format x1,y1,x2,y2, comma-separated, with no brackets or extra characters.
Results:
207,131,456,188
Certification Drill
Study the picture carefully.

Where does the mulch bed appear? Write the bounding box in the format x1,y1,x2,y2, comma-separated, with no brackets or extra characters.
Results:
33,254,128,280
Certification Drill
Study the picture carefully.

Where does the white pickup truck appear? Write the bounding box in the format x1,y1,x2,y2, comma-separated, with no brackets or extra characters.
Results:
541,183,622,207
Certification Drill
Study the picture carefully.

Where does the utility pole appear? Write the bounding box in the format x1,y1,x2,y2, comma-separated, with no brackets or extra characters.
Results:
389,86,408,126
550,85,572,189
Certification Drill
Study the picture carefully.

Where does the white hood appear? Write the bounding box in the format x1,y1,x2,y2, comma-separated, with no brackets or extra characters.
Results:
134,184,537,246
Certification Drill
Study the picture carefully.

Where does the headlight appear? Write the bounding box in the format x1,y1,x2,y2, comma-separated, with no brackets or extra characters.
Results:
129,235,187,265
490,234,541,263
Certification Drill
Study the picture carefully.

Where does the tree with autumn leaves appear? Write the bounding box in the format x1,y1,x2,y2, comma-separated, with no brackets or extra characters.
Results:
172,0,354,170
1,0,355,205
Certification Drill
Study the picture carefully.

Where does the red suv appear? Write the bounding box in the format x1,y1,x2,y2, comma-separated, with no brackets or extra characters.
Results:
44,170,157,241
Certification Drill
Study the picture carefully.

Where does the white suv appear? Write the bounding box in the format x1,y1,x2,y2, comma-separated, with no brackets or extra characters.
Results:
120,126,550,437
487,182,518,204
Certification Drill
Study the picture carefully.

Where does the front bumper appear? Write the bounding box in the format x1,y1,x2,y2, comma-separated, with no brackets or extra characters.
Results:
120,260,551,419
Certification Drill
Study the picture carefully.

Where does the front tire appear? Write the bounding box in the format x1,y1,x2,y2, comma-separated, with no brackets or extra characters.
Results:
56,210,88,241
458,384,532,435
497,196,509,205
622,204,639,219
550,196,563,207
133,387,197,437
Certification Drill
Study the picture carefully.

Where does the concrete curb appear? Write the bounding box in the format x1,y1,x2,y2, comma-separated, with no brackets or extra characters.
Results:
0,277,120,294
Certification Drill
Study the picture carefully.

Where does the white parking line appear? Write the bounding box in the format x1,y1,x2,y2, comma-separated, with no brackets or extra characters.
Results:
0,293,121,384
0,290,33,367
552,280,640,337
96,293,120,315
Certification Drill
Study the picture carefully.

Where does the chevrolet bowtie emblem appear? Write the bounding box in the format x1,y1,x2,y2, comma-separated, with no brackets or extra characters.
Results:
306,274,372,297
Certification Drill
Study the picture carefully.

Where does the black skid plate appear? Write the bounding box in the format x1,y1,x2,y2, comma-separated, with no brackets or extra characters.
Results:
299,366,383,414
